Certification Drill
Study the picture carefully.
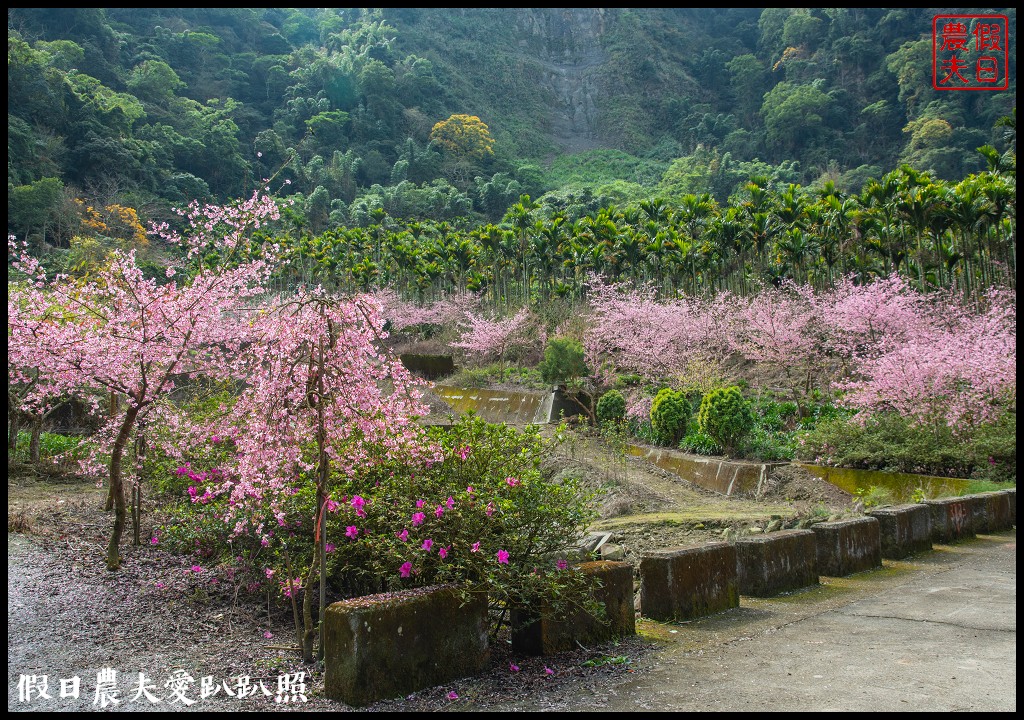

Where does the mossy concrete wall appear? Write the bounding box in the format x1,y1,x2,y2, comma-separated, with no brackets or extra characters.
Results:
961,494,993,534
986,490,1014,531
734,529,819,597
639,542,739,621
867,504,932,559
626,445,785,497
922,497,976,543
511,561,635,655
432,385,554,425
323,585,488,707
811,517,882,577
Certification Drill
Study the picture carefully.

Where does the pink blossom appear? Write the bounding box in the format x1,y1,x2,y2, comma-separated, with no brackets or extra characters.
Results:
351,495,366,518
556,559,568,570
191,565,204,573
397,528,409,542
411,512,426,527
509,662,520,673
466,486,474,495
265,568,275,579
416,499,426,508
471,542,481,553
325,499,340,513
399,562,413,578
447,691,459,700
263,631,273,639
457,445,471,461
544,666,554,676
486,502,495,517
505,476,521,487
435,505,445,519
150,536,159,545
439,546,450,560
325,543,336,553
497,549,510,564
345,526,359,539
422,538,434,552
446,496,455,509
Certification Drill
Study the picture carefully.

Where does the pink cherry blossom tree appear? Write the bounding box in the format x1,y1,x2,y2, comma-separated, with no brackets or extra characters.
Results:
201,288,435,662
451,307,538,378
8,191,280,570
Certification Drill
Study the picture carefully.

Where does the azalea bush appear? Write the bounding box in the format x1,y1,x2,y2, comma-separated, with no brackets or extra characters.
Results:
325,415,602,632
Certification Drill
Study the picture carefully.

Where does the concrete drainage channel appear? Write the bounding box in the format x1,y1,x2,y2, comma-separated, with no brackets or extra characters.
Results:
322,490,1015,707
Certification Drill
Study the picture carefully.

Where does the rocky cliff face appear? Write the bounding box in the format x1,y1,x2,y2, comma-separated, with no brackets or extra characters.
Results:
513,8,609,152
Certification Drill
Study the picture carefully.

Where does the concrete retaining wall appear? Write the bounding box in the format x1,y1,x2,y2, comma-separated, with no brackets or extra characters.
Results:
922,497,976,543
867,504,932,559
324,585,488,707
639,542,739,620
512,561,635,655
626,445,784,497
811,517,882,577
735,529,819,597
986,490,1014,531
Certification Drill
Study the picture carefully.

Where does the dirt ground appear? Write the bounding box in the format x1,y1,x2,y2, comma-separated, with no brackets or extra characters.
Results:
7,431,857,712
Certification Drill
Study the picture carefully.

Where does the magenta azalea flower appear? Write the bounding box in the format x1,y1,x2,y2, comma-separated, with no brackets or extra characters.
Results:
351,495,366,515
447,690,459,700
446,496,455,509
346,526,359,539
325,499,340,513
397,528,410,542
497,549,510,565
505,476,521,487
411,512,426,527
439,546,449,560
509,662,520,672
415,499,426,508
191,565,204,573
485,502,495,517
399,561,413,578
466,486,475,495
471,542,481,553
457,445,471,461
545,666,554,676
422,538,434,552
556,559,569,570
150,536,159,545
325,543,336,553
435,504,445,519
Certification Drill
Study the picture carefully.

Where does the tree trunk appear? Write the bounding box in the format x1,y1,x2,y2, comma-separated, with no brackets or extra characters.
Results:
106,405,140,571
29,414,43,464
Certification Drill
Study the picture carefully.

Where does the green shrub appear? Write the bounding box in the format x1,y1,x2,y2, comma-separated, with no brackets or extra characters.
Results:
793,411,1016,478
596,389,627,425
679,429,722,456
538,337,589,384
697,386,754,455
650,388,690,446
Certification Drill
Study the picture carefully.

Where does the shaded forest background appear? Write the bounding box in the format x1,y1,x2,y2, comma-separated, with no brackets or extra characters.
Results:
9,8,1016,232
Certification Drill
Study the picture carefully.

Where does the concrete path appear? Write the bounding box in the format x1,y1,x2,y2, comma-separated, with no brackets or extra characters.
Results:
500,530,1016,712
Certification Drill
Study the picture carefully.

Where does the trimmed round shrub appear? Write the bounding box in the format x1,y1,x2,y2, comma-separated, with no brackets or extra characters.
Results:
698,386,754,455
596,389,627,425
650,388,690,446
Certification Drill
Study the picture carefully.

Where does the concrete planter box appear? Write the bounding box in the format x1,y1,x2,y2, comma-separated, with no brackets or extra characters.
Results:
811,517,882,577
512,560,635,655
922,497,976,543
735,530,818,597
961,494,992,534
640,542,739,620
867,504,932,559
982,491,1013,532
324,585,488,707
